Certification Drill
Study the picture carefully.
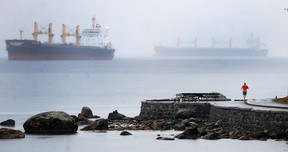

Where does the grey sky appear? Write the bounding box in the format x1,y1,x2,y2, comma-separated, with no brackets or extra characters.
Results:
0,0,287,58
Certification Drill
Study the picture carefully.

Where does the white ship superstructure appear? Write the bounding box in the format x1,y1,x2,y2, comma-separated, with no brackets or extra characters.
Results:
81,16,112,48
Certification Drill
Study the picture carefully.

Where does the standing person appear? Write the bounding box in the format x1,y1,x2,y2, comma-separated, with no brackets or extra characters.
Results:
241,83,249,100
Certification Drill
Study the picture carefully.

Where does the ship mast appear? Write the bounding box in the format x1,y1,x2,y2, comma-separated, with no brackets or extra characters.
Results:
61,24,67,44
92,15,96,29
177,38,198,48
32,22,39,41
212,38,232,48
61,24,81,45
76,25,81,45
32,22,54,44
19,29,23,40
48,23,53,44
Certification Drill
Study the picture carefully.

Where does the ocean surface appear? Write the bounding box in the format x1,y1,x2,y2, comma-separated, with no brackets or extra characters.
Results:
0,57,287,152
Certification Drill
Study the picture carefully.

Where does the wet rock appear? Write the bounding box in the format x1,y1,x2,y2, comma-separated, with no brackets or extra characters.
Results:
0,119,15,127
175,108,196,120
250,130,268,140
151,121,161,130
268,132,280,139
123,117,133,120
175,127,201,139
81,119,108,131
108,110,126,120
174,119,197,131
71,115,78,121
202,132,221,140
220,132,230,139
205,122,219,129
23,111,78,135
229,131,240,139
148,119,175,130
156,136,175,140
120,131,132,136
188,117,202,123
0,128,25,139
150,120,171,130
80,106,93,118
80,106,100,118
174,119,190,131
75,114,92,126
214,120,222,127
197,127,208,136
239,134,252,140
285,128,288,140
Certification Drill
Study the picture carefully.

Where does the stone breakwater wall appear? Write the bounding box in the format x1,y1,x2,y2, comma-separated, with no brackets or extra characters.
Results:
139,101,211,119
209,106,288,132
139,101,288,132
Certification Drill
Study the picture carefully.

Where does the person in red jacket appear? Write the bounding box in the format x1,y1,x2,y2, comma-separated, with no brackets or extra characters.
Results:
241,83,249,100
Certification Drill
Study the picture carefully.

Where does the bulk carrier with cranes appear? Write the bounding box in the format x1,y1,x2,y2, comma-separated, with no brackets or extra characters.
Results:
5,16,115,60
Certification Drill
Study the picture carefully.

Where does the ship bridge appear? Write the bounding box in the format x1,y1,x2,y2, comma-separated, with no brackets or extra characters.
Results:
80,16,111,48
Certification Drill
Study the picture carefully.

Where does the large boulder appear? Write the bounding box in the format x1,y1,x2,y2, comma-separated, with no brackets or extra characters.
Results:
23,111,78,135
80,106,93,118
175,127,201,139
81,119,108,131
175,108,196,120
108,110,126,120
0,119,15,127
80,106,99,118
0,128,25,139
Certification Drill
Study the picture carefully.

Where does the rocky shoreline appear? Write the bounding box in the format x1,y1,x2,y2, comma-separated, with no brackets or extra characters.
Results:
1,105,288,141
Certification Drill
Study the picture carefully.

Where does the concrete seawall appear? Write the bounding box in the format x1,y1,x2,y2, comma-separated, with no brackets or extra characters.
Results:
139,101,288,133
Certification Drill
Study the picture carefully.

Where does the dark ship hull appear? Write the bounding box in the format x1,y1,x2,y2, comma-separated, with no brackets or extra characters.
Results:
154,46,268,57
6,39,115,60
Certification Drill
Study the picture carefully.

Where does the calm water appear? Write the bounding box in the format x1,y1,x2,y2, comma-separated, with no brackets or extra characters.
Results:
0,57,287,151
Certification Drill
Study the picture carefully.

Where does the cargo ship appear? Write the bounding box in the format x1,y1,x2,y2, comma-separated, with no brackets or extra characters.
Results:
5,16,115,60
154,35,268,57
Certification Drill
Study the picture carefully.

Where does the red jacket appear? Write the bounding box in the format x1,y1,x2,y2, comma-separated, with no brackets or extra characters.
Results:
241,85,249,92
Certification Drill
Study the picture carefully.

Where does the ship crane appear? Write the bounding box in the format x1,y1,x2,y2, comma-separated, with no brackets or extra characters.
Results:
212,38,232,48
32,22,54,44
60,24,81,45
177,38,198,48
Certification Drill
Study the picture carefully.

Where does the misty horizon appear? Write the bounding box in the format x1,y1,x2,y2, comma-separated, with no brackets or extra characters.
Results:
1,0,288,58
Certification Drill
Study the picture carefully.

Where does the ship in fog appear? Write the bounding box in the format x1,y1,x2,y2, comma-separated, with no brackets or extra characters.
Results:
5,16,115,60
154,35,268,57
